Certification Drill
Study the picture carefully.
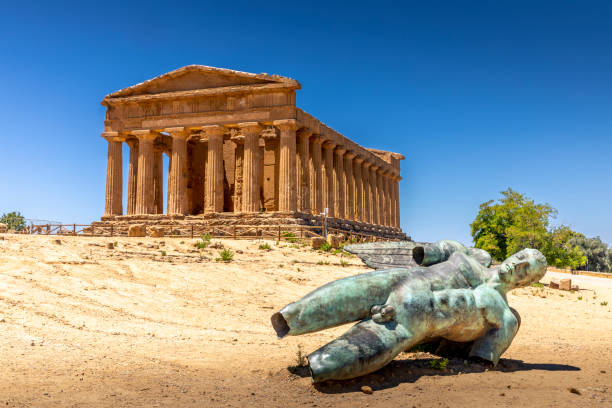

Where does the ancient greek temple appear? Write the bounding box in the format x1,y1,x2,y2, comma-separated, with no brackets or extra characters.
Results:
99,65,405,238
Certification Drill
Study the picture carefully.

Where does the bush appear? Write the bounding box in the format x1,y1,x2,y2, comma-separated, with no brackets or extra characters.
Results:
195,233,211,249
319,242,332,252
218,249,234,262
282,231,297,243
429,358,449,370
1,211,26,231
258,243,271,250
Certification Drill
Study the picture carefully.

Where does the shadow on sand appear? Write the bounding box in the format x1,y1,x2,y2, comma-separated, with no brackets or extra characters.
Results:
288,357,580,394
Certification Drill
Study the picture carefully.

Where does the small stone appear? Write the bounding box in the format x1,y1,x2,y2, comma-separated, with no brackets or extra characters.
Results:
601,370,606,374
53,239,62,245
149,226,165,238
549,279,560,289
568,387,581,395
326,234,342,249
360,385,373,394
559,278,571,291
236,250,243,254
128,224,147,237
106,242,114,249
310,236,326,250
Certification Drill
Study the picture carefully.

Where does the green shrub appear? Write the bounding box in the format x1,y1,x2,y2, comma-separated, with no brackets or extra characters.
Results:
340,259,349,267
161,250,167,257
319,242,332,252
259,243,271,250
602,301,608,306
282,231,297,243
531,282,544,288
429,358,449,370
219,249,234,262
0,211,26,231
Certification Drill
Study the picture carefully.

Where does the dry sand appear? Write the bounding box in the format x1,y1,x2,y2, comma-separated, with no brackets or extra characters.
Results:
0,234,610,407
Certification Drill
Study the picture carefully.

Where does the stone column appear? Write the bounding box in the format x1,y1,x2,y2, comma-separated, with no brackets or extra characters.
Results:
204,125,226,213
395,176,401,228
274,120,298,212
361,161,371,223
343,151,355,221
262,130,279,211
377,169,385,226
239,122,263,213
126,138,138,215
153,148,164,214
333,146,346,219
232,134,245,212
103,133,123,216
370,166,379,225
353,156,363,222
134,130,156,214
296,129,311,214
322,141,335,217
167,127,188,215
383,173,391,227
309,135,323,214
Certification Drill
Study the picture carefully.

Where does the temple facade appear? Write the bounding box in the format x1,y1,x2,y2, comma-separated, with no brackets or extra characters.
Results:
99,65,405,237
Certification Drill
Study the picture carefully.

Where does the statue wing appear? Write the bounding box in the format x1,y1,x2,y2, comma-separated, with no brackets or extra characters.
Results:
343,241,423,269
344,240,493,269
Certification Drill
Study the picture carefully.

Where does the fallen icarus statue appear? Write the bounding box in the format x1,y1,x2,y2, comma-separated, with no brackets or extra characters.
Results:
271,240,547,382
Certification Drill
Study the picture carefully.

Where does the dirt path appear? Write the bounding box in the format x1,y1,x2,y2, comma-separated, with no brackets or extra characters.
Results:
0,235,610,407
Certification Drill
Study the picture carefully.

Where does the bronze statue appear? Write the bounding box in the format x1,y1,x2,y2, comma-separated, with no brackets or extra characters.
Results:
271,240,547,382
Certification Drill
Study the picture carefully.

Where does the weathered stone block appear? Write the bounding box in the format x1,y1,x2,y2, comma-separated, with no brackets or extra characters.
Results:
327,234,342,249
149,226,165,238
0,223,6,233
311,236,326,250
549,278,560,289
559,278,571,291
128,224,147,237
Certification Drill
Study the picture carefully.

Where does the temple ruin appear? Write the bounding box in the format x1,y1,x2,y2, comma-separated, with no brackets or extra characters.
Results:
96,65,405,238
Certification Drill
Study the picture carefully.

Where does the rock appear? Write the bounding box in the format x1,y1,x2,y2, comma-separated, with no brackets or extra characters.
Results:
568,387,581,395
53,239,62,245
559,278,571,291
311,236,326,249
128,224,147,237
571,284,579,291
106,242,114,249
326,234,342,249
149,226,165,238
0,223,7,233
360,385,373,394
549,278,560,289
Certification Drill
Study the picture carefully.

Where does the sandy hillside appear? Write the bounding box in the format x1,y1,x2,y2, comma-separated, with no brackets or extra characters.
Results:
0,234,610,407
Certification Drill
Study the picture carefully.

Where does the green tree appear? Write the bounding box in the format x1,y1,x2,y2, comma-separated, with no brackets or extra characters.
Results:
0,211,26,231
543,226,587,270
569,235,611,272
471,188,553,261
471,189,586,269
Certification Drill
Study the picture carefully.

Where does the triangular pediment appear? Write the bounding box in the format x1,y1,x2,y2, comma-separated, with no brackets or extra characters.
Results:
106,65,299,98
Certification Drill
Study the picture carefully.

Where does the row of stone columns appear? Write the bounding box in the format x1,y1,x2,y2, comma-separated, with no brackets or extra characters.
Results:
103,119,401,228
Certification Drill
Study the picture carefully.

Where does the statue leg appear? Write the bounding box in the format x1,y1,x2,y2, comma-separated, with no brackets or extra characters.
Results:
307,318,419,382
272,269,407,337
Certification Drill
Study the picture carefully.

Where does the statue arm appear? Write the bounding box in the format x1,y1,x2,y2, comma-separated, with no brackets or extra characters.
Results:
469,290,519,365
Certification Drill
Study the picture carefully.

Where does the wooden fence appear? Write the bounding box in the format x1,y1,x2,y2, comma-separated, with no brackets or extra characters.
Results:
24,223,393,242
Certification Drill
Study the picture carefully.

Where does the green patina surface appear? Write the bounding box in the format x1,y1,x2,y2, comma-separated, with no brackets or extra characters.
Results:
272,240,547,382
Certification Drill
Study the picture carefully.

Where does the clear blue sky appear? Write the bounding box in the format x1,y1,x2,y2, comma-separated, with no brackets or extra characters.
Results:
1,1,611,245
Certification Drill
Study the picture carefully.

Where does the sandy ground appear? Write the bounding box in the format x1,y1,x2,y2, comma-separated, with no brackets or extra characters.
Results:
0,234,610,408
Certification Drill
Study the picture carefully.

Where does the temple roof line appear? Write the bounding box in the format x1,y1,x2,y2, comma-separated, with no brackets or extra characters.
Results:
105,65,301,100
